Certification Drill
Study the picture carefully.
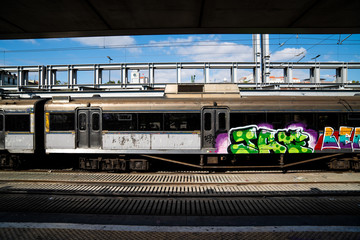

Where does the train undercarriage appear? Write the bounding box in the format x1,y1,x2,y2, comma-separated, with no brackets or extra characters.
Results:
77,153,360,172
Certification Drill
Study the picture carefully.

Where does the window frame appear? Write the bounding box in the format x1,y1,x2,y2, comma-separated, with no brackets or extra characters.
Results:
5,113,31,132
49,112,76,132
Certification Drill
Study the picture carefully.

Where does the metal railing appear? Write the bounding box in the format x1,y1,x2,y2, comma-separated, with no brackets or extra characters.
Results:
1,62,360,91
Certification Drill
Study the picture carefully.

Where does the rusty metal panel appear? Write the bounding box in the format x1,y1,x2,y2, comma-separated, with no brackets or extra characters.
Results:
103,133,150,150
46,133,75,149
151,133,201,150
5,133,33,149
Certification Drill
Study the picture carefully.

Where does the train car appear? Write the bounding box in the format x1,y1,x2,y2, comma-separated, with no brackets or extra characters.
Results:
0,97,45,168
44,84,360,171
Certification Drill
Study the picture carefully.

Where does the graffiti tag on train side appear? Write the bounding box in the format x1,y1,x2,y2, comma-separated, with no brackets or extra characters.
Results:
315,126,360,151
227,125,314,154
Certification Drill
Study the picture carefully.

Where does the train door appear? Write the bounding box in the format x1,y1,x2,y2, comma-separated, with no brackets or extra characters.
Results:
76,108,102,149
0,111,4,149
201,107,229,148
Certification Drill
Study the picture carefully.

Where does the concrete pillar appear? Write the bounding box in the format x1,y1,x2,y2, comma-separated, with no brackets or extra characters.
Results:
39,66,46,88
204,63,210,83
47,67,52,88
284,67,293,83
148,64,154,86
24,71,29,86
261,34,270,84
68,66,77,88
336,67,348,84
231,64,237,83
253,34,261,84
17,67,24,89
176,63,181,84
121,66,128,86
94,65,102,86
310,67,320,84
51,70,57,86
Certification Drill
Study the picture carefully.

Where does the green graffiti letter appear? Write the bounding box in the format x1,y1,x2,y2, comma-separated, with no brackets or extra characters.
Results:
277,129,313,153
258,129,287,154
229,126,259,154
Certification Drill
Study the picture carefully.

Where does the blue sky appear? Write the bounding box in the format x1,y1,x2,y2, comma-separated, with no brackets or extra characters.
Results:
1,34,360,83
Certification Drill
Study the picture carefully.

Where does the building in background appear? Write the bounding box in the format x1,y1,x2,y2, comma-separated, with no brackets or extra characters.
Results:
0,70,17,85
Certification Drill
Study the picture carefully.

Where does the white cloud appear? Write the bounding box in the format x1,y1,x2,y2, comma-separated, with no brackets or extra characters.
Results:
179,42,253,62
150,37,253,62
72,36,140,53
21,39,37,45
270,47,306,62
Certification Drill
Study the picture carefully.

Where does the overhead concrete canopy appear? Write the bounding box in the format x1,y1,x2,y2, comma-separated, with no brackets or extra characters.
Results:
1,0,359,39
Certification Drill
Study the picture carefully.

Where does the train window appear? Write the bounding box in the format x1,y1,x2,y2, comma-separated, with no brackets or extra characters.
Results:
318,113,339,130
218,112,226,130
164,113,200,131
290,113,315,129
344,113,360,126
50,113,75,131
267,113,291,129
79,113,87,131
5,114,30,132
92,113,100,131
138,113,163,131
103,113,137,131
204,113,211,130
230,113,267,128
0,115,3,131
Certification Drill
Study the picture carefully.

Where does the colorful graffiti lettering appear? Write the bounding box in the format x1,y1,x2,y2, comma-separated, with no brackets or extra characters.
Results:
315,126,360,151
227,125,314,154
214,124,360,154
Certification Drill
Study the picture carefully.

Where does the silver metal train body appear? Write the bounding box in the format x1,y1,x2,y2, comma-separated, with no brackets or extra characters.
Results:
1,84,359,170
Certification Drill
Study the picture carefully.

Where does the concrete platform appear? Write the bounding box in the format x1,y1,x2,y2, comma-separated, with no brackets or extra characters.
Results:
0,222,359,240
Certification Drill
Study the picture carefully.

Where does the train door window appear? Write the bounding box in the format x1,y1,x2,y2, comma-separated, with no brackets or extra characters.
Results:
204,113,211,130
92,113,100,131
5,114,30,132
79,113,87,131
0,115,3,131
218,112,226,131
0,113,4,149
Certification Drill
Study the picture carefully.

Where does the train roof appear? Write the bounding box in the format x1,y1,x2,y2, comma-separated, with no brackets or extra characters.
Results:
44,95,360,112
0,98,43,112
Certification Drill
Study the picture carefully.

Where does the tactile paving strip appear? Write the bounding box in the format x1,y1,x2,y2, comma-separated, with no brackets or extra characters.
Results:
0,171,359,184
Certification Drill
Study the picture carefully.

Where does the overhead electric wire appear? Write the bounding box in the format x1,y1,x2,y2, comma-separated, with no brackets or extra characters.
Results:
2,34,360,54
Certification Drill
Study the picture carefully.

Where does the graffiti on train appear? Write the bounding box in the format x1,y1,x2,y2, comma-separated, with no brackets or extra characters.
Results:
226,125,315,154
214,124,360,154
315,126,360,151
